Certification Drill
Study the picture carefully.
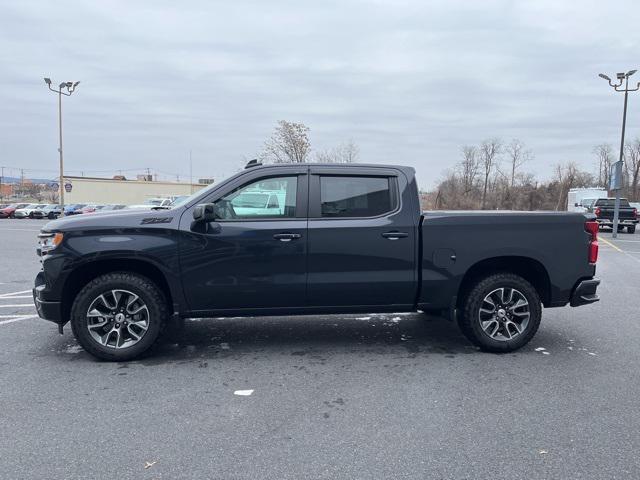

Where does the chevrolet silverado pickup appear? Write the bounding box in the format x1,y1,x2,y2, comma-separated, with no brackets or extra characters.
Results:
33,162,601,361
593,197,638,233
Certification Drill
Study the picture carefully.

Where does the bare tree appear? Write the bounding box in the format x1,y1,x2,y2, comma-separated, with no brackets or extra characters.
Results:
457,145,479,194
554,162,596,210
505,139,532,188
316,139,359,163
261,120,311,163
625,138,640,201
479,138,502,209
593,143,614,188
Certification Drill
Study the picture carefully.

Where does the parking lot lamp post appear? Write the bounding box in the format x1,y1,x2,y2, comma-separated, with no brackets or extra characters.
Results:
598,70,639,237
44,78,80,217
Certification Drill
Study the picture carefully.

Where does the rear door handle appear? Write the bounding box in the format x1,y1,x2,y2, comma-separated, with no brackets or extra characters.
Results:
273,233,302,242
382,231,409,240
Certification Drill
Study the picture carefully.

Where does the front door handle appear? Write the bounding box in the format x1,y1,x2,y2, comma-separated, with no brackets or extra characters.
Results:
273,233,302,242
382,231,409,240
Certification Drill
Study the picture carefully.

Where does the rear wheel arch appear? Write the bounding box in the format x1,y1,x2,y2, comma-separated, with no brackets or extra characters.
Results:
456,256,551,308
61,258,174,322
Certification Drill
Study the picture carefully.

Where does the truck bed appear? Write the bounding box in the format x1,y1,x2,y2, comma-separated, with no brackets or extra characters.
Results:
417,210,596,311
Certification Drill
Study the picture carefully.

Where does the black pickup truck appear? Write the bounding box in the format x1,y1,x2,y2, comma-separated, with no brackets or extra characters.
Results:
593,198,638,233
33,162,601,361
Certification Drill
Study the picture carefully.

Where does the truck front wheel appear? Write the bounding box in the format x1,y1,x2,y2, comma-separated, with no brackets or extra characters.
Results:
70,272,168,361
458,273,542,353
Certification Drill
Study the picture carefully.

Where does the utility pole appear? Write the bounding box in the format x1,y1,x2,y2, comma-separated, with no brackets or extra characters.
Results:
598,70,639,238
189,150,193,193
0,166,4,202
44,78,80,217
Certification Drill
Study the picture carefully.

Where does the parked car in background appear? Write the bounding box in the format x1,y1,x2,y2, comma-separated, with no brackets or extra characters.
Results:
33,204,62,219
593,198,638,233
14,204,47,219
0,203,30,218
64,204,87,215
80,204,105,214
576,197,598,213
97,204,126,212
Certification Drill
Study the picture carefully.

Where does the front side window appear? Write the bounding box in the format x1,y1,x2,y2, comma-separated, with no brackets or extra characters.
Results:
214,176,297,220
320,176,393,218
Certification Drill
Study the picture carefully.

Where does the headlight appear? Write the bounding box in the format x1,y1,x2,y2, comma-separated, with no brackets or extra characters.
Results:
38,232,64,253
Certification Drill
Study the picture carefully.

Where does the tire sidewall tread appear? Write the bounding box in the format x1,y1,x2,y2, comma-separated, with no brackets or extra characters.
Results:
70,272,168,361
458,273,542,353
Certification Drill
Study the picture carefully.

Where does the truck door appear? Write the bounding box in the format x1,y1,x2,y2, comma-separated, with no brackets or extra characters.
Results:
179,169,308,312
306,167,417,308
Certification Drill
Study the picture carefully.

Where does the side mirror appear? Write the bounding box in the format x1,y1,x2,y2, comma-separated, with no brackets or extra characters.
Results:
574,203,580,207
193,203,217,222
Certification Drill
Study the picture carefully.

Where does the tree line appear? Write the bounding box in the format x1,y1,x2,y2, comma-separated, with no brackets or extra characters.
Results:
423,138,640,211
257,120,640,211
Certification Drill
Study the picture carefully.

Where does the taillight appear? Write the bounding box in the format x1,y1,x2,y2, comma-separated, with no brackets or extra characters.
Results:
633,208,638,219
585,220,598,264
595,207,601,216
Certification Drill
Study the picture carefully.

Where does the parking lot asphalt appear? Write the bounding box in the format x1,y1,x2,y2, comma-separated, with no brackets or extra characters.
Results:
1,218,639,479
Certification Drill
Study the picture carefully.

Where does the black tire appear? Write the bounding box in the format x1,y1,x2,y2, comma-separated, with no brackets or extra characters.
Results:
70,272,167,361
628,225,635,234
29,212,34,219
48,212,55,219
458,273,542,353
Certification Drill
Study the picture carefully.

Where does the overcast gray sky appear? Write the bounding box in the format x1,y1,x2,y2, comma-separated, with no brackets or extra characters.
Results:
1,0,639,188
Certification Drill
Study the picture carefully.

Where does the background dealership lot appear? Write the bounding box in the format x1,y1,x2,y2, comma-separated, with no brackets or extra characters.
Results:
1,219,639,479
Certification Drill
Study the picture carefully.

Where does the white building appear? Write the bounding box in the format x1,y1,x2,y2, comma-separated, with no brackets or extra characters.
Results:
62,176,209,205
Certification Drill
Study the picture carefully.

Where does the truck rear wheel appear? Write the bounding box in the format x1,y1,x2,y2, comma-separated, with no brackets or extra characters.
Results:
70,272,167,361
458,273,542,353
628,225,635,234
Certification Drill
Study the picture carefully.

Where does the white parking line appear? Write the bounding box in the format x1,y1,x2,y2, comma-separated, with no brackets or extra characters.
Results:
0,315,38,326
0,304,35,308
0,290,32,298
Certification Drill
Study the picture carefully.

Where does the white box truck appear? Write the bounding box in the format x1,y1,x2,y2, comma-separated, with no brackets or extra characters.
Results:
567,188,608,212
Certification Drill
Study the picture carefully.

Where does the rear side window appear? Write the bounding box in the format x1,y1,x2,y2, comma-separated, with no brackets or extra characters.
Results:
320,176,394,218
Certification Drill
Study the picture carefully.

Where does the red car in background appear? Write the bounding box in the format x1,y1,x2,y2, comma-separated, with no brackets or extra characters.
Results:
79,204,105,214
0,203,30,218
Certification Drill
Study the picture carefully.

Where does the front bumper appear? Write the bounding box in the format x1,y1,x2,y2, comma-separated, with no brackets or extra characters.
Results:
570,278,600,307
33,276,64,324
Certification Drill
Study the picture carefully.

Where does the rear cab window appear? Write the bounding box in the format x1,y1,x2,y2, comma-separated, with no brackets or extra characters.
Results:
595,198,631,207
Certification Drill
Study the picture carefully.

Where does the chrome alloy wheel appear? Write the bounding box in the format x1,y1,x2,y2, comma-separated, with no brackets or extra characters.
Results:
86,289,150,349
478,287,530,341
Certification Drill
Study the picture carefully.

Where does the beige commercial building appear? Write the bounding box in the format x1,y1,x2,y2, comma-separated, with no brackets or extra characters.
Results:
62,176,209,205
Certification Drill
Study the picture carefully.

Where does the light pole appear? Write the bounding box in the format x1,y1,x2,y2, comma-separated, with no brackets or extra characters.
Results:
44,78,80,217
598,70,639,238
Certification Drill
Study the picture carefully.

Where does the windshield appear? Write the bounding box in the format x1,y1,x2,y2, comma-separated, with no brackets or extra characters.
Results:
168,185,212,208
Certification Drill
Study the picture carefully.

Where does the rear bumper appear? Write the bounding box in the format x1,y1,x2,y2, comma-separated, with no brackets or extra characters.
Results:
570,278,600,307
596,219,638,226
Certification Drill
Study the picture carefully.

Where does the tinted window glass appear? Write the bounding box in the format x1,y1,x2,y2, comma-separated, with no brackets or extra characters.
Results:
215,176,297,219
595,198,630,207
320,176,393,217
